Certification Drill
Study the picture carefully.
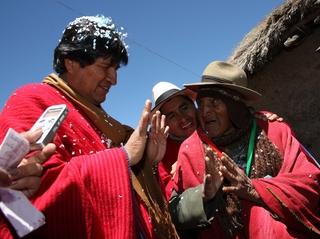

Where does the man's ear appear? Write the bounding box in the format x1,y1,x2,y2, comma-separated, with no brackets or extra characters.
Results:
64,59,79,73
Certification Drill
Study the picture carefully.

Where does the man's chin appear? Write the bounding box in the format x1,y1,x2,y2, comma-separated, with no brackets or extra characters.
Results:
92,98,105,106
95,95,107,104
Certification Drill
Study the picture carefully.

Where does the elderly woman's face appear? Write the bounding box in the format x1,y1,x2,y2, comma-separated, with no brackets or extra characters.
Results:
197,96,232,138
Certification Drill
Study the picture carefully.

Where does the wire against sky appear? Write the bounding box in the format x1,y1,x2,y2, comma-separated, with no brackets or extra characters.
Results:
55,0,199,78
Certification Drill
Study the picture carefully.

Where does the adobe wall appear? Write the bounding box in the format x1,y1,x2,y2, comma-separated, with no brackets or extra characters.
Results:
248,28,320,160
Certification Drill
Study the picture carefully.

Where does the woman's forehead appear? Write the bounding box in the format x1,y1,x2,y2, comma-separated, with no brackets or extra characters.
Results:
161,95,193,114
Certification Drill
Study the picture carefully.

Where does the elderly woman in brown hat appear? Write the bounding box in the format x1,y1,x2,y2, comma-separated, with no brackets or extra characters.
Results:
170,61,320,239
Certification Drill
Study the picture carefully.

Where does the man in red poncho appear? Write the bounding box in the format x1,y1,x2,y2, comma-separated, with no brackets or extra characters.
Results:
0,15,178,239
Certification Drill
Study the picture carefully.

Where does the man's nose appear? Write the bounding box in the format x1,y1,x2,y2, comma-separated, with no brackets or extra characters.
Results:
106,67,117,85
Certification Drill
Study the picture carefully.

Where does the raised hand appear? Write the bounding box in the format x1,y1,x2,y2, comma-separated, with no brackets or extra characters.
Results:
202,147,223,201
219,152,261,203
146,110,169,165
124,100,152,166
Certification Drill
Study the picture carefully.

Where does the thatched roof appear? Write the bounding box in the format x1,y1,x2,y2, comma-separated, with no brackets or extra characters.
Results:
229,0,320,73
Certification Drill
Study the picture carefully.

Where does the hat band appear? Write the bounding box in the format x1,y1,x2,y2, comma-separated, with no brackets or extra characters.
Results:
198,88,241,102
155,89,180,107
202,75,235,84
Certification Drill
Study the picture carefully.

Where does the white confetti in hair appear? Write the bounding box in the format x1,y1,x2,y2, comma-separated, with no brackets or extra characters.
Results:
63,15,128,50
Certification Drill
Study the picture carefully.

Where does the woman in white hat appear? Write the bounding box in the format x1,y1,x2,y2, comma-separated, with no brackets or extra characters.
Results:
151,81,198,200
170,61,320,239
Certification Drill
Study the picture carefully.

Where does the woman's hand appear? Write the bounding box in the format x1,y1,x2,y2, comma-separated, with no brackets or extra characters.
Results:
219,153,262,203
202,148,223,201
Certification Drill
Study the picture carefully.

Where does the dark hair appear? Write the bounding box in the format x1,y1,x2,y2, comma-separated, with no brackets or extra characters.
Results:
53,15,128,74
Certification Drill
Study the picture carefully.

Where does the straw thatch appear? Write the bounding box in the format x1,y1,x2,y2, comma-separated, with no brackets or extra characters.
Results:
229,0,320,73
228,0,320,160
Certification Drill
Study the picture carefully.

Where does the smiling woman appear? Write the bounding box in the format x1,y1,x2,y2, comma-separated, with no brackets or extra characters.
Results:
160,95,197,140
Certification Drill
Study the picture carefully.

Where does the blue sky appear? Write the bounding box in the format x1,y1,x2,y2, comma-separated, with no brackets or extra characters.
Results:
0,0,284,127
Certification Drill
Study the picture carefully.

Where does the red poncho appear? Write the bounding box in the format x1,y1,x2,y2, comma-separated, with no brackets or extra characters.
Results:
173,120,320,239
0,82,155,238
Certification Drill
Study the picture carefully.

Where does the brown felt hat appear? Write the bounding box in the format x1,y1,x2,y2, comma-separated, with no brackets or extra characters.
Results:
184,61,261,101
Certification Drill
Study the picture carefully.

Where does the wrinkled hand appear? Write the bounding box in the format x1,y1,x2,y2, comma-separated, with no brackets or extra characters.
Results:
255,112,283,122
219,153,261,203
146,110,169,165
8,129,56,198
124,100,152,166
203,148,223,201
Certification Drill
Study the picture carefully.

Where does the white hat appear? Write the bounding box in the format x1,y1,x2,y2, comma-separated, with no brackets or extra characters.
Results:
151,81,196,113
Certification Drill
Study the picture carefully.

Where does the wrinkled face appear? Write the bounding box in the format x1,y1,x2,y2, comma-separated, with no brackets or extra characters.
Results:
160,95,197,140
64,57,118,105
197,96,232,138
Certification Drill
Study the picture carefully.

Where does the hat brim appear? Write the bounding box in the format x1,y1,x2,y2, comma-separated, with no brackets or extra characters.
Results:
151,88,197,113
184,82,261,101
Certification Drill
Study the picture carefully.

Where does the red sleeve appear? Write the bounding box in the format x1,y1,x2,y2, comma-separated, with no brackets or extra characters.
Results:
158,162,174,200
173,131,206,193
0,149,135,239
252,120,320,237
38,148,134,239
